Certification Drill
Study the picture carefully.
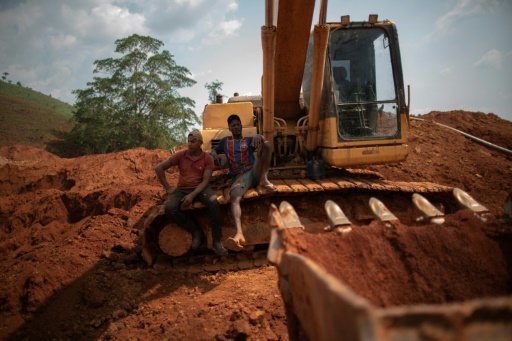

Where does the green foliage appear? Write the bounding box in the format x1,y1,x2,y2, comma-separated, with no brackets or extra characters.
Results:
69,34,199,155
205,80,223,104
0,81,74,117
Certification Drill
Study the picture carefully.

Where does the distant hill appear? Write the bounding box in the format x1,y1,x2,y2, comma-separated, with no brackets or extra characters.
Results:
0,81,74,117
0,82,74,149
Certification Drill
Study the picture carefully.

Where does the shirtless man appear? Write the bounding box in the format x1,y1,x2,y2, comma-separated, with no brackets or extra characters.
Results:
211,114,275,250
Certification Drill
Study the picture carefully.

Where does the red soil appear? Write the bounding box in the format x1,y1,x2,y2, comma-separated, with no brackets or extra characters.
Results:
1,110,511,340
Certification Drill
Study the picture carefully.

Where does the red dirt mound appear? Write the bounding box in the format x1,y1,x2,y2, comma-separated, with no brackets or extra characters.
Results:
1,110,511,340
280,210,511,308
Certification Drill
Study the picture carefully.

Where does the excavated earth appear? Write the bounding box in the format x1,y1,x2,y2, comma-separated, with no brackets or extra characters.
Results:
1,110,512,340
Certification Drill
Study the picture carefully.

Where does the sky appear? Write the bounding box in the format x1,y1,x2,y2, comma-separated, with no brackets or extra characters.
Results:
1,0,511,122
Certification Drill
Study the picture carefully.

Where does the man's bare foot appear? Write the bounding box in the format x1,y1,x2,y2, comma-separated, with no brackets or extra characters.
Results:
259,179,273,187
258,181,277,193
225,237,244,251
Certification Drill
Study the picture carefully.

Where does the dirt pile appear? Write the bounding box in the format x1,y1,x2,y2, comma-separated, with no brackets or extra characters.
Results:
0,146,288,340
281,210,511,308
1,110,511,340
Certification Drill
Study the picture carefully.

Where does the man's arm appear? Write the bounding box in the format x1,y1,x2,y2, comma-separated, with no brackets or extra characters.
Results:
212,137,228,168
155,158,175,195
180,168,214,207
211,148,220,165
211,150,228,170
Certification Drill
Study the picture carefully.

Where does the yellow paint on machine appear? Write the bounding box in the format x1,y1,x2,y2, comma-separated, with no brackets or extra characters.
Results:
321,144,408,168
201,102,257,152
318,116,409,168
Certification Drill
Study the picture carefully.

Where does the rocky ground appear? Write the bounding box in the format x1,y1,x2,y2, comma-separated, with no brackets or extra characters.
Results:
0,110,511,340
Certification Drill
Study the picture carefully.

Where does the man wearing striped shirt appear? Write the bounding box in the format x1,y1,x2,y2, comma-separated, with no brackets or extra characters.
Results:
212,114,276,250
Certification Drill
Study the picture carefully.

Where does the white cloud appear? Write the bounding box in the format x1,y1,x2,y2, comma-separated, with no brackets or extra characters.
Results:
440,67,451,75
143,0,239,37
209,19,242,40
474,49,503,68
91,4,146,31
203,1,243,42
75,3,148,43
227,0,238,11
169,28,196,44
48,34,78,49
436,0,500,33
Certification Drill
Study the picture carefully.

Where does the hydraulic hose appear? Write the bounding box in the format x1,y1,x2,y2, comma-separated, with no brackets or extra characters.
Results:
410,117,512,156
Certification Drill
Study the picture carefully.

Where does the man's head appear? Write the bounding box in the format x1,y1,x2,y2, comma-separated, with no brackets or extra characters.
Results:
227,114,241,126
187,130,203,151
188,130,203,142
334,66,348,81
227,114,242,138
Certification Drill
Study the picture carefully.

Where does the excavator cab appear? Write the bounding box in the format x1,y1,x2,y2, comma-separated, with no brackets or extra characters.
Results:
301,17,409,167
331,25,399,138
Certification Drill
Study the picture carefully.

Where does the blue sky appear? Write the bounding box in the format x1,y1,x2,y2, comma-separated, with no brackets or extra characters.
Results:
1,0,511,122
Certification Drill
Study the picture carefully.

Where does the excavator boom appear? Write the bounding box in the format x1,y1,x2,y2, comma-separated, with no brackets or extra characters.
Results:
272,0,315,119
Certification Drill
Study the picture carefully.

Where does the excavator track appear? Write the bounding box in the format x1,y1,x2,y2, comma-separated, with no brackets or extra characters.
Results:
140,168,460,270
150,249,270,273
206,168,454,206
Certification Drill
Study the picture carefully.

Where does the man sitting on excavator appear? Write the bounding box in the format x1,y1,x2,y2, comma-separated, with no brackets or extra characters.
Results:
155,130,228,255
211,114,276,250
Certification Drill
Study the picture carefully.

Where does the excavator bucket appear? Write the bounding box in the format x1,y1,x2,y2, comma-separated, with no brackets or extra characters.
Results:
268,197,512,341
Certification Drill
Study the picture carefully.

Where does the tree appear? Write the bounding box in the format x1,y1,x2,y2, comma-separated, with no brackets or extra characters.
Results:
69,34,199,154
1,72,7,82
205,80,223,104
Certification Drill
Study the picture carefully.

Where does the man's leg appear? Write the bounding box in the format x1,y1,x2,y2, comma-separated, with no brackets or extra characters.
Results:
229,186,245,246
196,186,227,255
253,140,274,188
225,170,257,250
164,189,202,249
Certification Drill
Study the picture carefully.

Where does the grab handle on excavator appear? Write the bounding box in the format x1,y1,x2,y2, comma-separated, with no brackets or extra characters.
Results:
400,85,411,129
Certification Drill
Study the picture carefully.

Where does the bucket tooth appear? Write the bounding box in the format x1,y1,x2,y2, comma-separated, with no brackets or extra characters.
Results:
279,201,305,230
324,200,352,235
453,188,489,213
267,228,283,264
269,203,287,230
412,193,445,224
369,197,398,223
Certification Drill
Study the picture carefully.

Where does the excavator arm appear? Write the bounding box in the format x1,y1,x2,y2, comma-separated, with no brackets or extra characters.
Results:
273,0,316,119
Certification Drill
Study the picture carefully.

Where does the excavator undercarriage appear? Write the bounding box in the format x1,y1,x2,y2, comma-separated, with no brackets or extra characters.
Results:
140,167,479,269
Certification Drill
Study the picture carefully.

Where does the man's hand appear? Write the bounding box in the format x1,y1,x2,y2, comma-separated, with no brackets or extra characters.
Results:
211,149,220,165
181,193,195,207
251,134,263,149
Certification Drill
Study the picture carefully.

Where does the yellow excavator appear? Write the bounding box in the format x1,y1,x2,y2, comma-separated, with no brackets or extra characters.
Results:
140,0,482,265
